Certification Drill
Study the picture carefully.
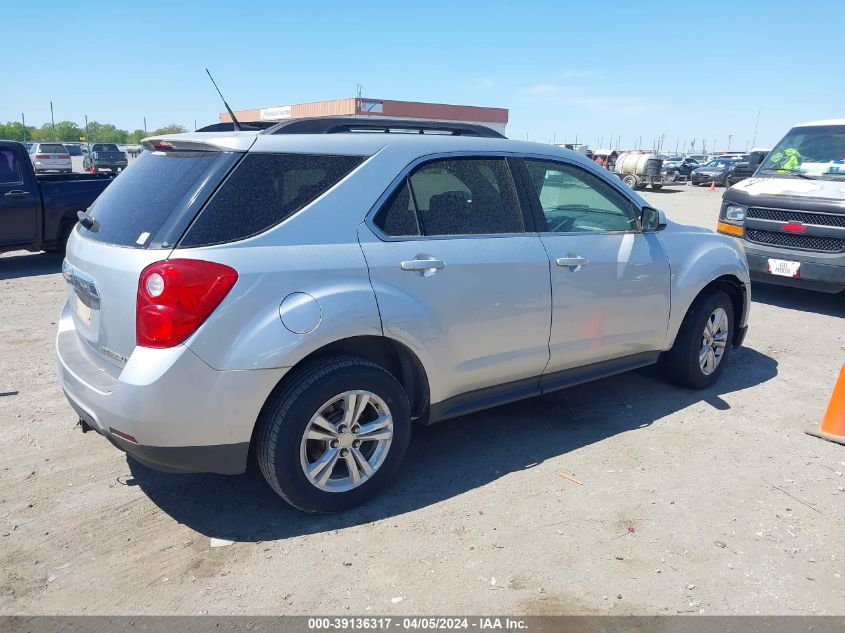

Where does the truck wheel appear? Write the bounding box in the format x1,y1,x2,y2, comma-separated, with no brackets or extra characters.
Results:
651,184,663,190
45,221,73,254
622,174,637,188
256,355,412,513
662,290,734,389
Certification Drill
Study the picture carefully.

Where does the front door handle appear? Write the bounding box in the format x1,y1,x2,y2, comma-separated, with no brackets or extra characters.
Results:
4,190,30,198
556,256,588,270
400,258,446,272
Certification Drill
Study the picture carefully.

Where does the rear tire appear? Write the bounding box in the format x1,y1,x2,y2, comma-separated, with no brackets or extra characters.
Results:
662,290,734,389
622,174,637,188
256,355,412,513
651,183,663,190
45,221,73,254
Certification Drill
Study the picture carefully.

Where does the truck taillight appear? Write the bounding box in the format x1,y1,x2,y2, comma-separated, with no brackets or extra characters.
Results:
59,154,70,159
136,259,238,348
35,154,49,159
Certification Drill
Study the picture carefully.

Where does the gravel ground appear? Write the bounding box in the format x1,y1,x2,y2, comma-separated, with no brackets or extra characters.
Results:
1,184,843,615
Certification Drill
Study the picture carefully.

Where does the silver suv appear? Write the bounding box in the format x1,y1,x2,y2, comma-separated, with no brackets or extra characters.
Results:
57,118,750,512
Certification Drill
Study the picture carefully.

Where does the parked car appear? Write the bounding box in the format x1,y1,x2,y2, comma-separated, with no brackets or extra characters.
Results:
690,156,742,186
65,143,83,156
57,117,750,512
82,143,128,173
662,156,700,182
725,149,770,187
718,119,845,293
28,142,72,174
0,141,114,254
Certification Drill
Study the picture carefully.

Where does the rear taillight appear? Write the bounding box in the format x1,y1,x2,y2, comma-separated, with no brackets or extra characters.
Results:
35,154,49,159
136,259,238,348
59,154,70,159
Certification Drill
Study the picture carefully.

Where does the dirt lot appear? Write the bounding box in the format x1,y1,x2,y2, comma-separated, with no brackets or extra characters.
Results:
1,184,843,615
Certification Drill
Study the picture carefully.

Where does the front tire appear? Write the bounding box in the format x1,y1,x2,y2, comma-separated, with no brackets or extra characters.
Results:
663,290,734,389
256,355,412,513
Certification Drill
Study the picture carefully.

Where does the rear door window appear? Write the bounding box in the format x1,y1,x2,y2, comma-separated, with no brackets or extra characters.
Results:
79,150,221,248
373,157,524,237
180,153,365,247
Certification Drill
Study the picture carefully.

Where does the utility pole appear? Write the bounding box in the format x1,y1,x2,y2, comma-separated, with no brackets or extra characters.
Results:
143,117,147,134
21,113,26,142
675,138,679,154
727,134,734,152
84,115,89,148
50,101,56,140
751,107,761,148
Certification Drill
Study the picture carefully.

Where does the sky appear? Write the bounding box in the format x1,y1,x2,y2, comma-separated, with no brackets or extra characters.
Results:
2,1,843,152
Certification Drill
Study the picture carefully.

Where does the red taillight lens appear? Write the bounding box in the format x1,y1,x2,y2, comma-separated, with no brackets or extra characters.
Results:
136,259,238,348
35,154,49,159
59,154,70,159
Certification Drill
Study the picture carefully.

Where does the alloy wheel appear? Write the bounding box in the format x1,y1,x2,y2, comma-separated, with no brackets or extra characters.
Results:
699,307,729,375
299,390,394,493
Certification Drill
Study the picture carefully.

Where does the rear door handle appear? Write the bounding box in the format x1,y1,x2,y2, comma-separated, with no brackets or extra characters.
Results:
4,190,30,198
556,256,588,269
400,258,446,272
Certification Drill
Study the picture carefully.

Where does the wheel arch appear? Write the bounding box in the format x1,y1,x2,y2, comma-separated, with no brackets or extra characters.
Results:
680,274,748,348
250,335,431,451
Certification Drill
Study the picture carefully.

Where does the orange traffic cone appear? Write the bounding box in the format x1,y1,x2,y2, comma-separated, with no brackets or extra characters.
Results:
709,180,716,191
806,362,845,445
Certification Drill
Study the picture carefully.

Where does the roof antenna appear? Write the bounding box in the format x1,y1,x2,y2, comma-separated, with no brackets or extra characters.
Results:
205,68,242,131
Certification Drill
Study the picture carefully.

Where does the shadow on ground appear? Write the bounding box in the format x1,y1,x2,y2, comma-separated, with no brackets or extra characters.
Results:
127,346,778,541
751,283,844,318
0,251,63,280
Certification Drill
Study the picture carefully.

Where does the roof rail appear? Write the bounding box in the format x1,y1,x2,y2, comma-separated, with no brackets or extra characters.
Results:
262,117,506,138
195,121,277,132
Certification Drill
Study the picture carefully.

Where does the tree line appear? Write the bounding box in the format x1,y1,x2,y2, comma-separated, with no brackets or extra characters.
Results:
0,120,188,144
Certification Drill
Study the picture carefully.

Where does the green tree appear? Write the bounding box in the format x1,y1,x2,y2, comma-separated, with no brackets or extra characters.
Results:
85,121,129,144
54,120,83,142
151,124,188,135
0,121,39,142
127,129,147,144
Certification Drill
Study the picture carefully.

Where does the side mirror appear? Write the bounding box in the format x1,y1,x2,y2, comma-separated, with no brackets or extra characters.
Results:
640,206,667,231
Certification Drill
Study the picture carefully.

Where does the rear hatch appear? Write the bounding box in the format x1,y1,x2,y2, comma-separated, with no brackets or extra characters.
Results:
64,142,244,373
35,143,70,169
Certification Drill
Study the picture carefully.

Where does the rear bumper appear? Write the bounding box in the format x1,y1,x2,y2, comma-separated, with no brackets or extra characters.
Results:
745,245,845,293
56,301,287,474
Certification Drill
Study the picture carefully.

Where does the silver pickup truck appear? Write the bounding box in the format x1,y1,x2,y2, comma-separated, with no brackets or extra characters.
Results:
57,117,750,512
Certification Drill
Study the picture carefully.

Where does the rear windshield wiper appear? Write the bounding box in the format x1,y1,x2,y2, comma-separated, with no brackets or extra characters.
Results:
77,210,100,232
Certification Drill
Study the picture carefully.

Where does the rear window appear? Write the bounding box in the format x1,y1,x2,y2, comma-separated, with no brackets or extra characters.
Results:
39,144,67,154
179,153,365,247
92,144,120,152
80,150,220,248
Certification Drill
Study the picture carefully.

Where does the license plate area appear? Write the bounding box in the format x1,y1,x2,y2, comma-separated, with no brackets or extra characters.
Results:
767,258,801,278
75,293,93,326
